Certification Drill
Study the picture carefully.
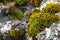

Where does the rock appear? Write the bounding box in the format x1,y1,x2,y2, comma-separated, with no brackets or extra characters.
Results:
21,22,26,25
45,28,51,39
6,21,12,24
27,37,32,40
2,25,11,32
12,20,21,26
0,22,12,33
40,34,45,40
36,31,45,40
55,29,58,36
40,3,47,10
0,23,2,26
0,5,7,16
55,12,60,16
50,23,57,30
57,21,60,31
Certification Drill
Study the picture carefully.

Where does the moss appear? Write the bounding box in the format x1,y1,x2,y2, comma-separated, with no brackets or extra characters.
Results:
8,29,22,38
29,0,43,7
16,0,28,6
9,7,25,20
41,3,60,13
0,3,3,5
26,12,59,36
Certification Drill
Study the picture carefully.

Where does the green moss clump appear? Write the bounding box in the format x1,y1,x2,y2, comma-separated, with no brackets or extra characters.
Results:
8,29,22,38
26,12,59,36
0,3,3,6
10,11,25,20
9,7,25,20
41,3,60,13
17,12,25,20
16,0,28,6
